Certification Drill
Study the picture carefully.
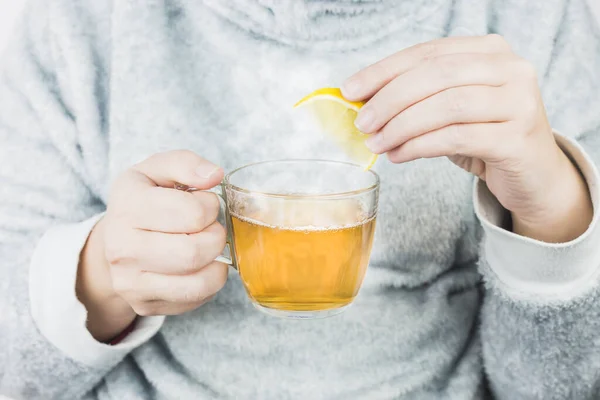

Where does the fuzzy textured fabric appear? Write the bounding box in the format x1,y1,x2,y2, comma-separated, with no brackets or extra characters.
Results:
1,0,600,399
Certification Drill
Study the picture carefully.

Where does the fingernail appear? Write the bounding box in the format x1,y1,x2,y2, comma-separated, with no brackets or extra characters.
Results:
341,77,361,98
365,133,383,153
355,107,376,133
196,165,220,179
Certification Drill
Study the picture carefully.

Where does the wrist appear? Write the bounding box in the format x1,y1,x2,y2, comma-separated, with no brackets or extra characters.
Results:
77,217,136,342
512,147,593,243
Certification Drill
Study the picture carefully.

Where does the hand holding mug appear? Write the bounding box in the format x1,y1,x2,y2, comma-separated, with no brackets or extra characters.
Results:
77,151,228,342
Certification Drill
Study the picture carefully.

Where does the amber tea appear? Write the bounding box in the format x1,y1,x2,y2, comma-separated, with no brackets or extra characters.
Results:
232,208,376,313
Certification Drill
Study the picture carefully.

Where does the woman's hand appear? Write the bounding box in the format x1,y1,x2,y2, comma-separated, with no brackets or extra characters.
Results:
342,35,592,243
77,151,228,342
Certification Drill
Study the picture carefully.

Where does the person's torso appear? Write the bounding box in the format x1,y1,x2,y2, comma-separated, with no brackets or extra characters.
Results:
66,0,561,398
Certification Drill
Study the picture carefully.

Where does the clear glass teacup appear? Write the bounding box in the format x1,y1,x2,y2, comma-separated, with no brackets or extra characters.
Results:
180,159,379,319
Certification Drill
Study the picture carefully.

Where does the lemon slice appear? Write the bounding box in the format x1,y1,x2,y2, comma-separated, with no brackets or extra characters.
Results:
294,87,378,170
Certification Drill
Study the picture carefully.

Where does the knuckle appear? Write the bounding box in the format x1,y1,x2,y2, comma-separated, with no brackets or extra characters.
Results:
163,149,193,161
104,240,130,266
182,285,206,303
132,303,159,317
430,55,460,80
210,222,228,251
443,88,469,115
172,150,210,173
196,192,220,225
189,204,207,231
141,150,202,174
445,124,466,155
172,149,200,164
188,193,220,229
105,202,126,222
110,273,131,295
180,237,202,271
519,93,539,119
513,58,538,80
138,152,163,169
418,41,442,60
104,227,136,266
386,148,403,164
208,192,221,212
485,34,511,51
196,263,229,299
207,263,229,295
371,60,394,81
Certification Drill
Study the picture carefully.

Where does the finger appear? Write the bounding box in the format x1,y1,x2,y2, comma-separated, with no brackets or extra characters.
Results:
366,86,513,154
106,222,226,274
448,155,487,181
132,150,224,190
386,122,512,164
137,260,229,303
109,180,220,233
132,295,217,317
342,34,512,101
355,52,514,133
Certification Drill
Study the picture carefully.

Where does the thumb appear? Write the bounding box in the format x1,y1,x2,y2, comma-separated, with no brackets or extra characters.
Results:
132,150,224,190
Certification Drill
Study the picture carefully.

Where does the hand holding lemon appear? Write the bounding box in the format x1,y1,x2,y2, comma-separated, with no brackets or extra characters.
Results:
298,35,592,243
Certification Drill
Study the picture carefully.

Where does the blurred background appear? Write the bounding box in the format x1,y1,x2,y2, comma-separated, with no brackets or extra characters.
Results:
0,3,24,399
0,1,599,400
0,1,24,52
0,4,24,400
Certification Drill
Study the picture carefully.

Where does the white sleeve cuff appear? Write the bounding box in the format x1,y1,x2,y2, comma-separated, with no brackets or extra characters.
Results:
29,213,165,368
474,132,600,301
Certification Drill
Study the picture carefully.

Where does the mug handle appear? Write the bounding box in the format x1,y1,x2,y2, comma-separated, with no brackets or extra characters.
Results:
174,183,237,269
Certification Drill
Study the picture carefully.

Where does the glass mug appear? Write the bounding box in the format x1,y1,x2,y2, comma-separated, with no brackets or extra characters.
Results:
177,160,379,319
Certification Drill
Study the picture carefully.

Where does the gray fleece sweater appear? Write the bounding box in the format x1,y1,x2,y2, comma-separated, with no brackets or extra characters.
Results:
1,0,600,399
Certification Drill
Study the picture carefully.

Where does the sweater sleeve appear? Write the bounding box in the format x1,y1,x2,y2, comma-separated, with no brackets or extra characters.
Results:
29,214,164,368
0,1,155,398
479,1,600,398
